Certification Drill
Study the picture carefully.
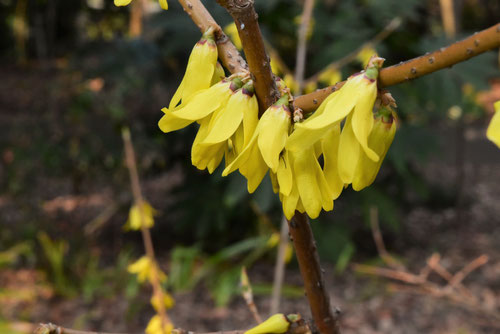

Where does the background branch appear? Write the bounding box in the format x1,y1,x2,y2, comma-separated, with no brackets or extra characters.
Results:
295,22,500,112
294,0,315,93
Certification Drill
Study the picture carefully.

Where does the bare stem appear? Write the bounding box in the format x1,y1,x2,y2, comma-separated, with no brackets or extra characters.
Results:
294,0,315,93
122,128,171,329
288,213,341,334
295,22,500,112
216,0,279,112
270,215,289,315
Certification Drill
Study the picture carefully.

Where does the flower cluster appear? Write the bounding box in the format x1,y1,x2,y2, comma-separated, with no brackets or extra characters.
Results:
159,29,398,220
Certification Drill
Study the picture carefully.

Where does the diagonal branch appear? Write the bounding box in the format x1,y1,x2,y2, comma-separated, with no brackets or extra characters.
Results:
295,22,500,112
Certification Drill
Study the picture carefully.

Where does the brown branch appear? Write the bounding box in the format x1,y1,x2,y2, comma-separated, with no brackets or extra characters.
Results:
177,0,247,73
294,0,315,93
34,323,136,334
122,128,172,329
304,17,402,86
449,255,489,288
288,213,341,334
369,206,404,270
216,0,279,112
295,22,500,112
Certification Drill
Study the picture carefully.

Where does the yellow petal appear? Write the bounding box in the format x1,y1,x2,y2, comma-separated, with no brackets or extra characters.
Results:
169,36,217,109
351,83,379,161
224,23,242,50
282,183,299,220
158,107,194,133
146,315,173,334
211,62,225,85
258,105,290,172
192,116,226,172
352,114,396,191
270,172,279,194
158,0,168,10
202,91,247,144
125,201,157,230
338,114,361,184
321,124,344,199
486,100,500,148
292,150,323,219
277,151,293,196
223,133,257,176
239,143,269,193
242,95,259,145
114,0,132,6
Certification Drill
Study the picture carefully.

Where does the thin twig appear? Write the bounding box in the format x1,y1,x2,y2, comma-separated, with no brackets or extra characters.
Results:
240,267,262,323
449,255,489,288
295,22,500,112
369,206,404,270
294,0,315,93
270,215,290,315
34,323,136,334
304,17,402,86
122,128,171,329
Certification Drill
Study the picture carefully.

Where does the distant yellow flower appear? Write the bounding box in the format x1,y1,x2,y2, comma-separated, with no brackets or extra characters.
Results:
151,293,175,312
125,201,157,231
224,23,242,50
128,256,167,284
487,101,500,148
318,67,342,86
168,28,218,110
357,46,378,68
223,95,291,193
146,315,173,334
114,0,168,10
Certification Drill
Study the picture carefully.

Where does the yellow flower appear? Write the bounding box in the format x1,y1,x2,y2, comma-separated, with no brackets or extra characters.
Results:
352,107,397,190
128,256,167,284
151,293,175,311
278,149,333,219
124,201,157,231
286,57,384,163
223,95,291,193
114,0,168,10
224,23,242,50
357,46,378,67
168,28,218,110
245,314,290,334
145,315,173,334
318,67,342,86
487,100,500,148
159,79,237,133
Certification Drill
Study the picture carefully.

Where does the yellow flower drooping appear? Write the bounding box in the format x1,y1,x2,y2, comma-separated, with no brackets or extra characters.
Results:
318,67,342,87
245,314,290,334
159,79,237,134
124,201,157,231
352,106,397,190
223,95,291,193
128,256,167,284
151,293,175,312
286,57,384,163
168,28,218,110
114,0,168,10
146,315,174,334
487,100,500,148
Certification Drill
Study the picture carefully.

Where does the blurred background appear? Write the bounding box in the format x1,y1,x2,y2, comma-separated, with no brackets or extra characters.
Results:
0,0,499,333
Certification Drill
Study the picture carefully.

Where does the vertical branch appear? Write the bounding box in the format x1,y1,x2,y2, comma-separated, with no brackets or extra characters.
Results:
294,0,315,93
288,213,340,334
122,128,172,330
129,0,144,37
217,0,279,112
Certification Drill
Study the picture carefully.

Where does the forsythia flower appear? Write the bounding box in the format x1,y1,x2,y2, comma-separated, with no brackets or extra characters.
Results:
115,0,168,10
245,314,291,334
318,67,342,86
124,201,157,230
286,57,384,165
128,256,167,284
487,100,500,148
146,315,174,334
351,106,397,190
168,28,218,110
151,293,175,311
223,95,291,192
357,46,378,68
